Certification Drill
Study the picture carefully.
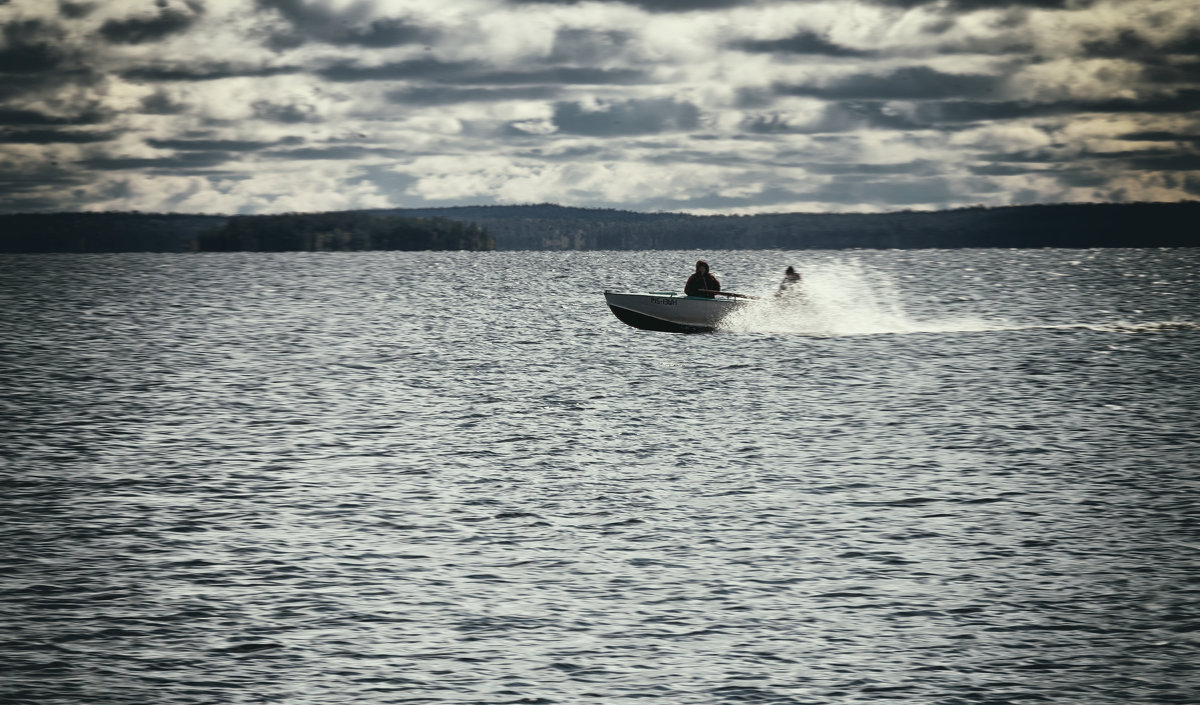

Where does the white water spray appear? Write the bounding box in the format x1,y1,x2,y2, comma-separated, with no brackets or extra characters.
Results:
721,260,1001,337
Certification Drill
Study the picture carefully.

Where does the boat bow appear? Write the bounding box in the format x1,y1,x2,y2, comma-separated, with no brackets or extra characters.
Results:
604,290,748,333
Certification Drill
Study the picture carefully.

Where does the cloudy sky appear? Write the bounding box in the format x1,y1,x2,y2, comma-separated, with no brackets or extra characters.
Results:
1,0,1198,214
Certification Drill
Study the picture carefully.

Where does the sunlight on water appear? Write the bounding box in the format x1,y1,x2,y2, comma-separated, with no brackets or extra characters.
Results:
722,259,996,337
1011,321,1200,334
2,249,1198,705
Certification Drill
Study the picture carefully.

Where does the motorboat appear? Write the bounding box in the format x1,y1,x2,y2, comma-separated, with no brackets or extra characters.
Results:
604,290,753,333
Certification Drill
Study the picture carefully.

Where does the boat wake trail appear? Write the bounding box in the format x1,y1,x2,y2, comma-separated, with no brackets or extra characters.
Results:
989,320,1200,334
719,260,1199,338
721,261,991,337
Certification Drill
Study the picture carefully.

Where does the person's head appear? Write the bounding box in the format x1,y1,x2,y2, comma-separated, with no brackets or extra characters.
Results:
695,260,709,273
785,266,795,275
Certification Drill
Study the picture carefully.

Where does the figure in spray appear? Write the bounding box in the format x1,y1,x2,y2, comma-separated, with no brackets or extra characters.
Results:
776,265,802,298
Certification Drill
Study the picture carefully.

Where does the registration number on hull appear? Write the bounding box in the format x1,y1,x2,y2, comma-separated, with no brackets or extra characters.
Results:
649,297,676,306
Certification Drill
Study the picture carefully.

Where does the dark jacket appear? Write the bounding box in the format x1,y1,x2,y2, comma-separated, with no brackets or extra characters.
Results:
685,272,720,298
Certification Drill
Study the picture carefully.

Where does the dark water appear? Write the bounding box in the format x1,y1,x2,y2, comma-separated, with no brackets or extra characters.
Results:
2,248,1198,705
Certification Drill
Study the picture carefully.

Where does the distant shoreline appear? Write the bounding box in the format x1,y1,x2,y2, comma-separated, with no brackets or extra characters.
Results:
1,202,1197,253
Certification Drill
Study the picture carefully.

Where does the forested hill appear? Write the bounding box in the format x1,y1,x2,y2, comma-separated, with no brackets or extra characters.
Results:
0,202,1196,252
0,212,225,252
369,202,1199,250
0,211,493,253
197,212,494,252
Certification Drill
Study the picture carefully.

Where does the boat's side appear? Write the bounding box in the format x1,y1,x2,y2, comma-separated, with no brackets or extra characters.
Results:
604,291,744,333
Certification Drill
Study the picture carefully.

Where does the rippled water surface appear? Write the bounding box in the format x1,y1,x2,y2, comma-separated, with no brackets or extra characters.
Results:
2,248,1198,705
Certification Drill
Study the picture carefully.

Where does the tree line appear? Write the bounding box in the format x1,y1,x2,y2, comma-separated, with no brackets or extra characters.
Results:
0,212,224,252
0,211,494,253
368,201,1200,250
197,212,494,252
1,202,1196,253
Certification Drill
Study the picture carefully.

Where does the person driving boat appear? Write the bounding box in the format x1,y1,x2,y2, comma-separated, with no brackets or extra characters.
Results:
684,260,720,298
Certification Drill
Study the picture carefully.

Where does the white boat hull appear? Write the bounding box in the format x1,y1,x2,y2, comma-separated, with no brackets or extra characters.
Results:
604,291,746,333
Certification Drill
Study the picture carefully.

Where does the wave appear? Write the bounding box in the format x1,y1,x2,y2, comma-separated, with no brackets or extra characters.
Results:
991,321,1200,334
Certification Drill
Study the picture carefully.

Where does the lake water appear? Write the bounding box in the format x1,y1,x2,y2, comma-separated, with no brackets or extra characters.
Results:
2,248,1198,705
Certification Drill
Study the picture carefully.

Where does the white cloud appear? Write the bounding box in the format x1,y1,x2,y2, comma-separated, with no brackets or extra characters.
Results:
77,163,395,214
401,153,769,207
2,0,1198,214
1008,58,1145,102
949,122,1055,153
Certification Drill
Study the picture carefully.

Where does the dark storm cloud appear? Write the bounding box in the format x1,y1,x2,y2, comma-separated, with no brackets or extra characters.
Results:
335,18,429,48
804,160,941,176
481,67,648,86
1142,60,1200,87
910,100,1061,123
99,3,205,45
0,19,97,103
256,0,433,49
1165,31,1200,56
731,31,871,57
734,86,774,110
977,147,1200,176
1180,173,1200,197
80,152,234,171
742,102,923,134
506,0,746,11
1082,29,1157,59
1051,169,1109,189
0,173,77,196
1,0,1191,214
387,85,559,106
865,0,1084,8
552,98,700,135
1071,28,1200,88
140,90,187,114
122,63,303,82
0,19,69,73
1067,90,1200,114
267,19,431,51
983,148,1068,163
968,163,1047,176
322,58,645,92
985,147,1188,167
0,70,100,102
252,101,320,123
1084,28,1200,64
746,90,1200,133
509,0,1084,9
0,168,89,209
59,1,96,18
265,145,405,160
1120,151,1200,171
1119,130,1200,147
0,37,66,73
0,108,106,126
0,128,114,143
906,91,1200,124
146,137,282,151
776,66,1003,100
316,59,479,82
